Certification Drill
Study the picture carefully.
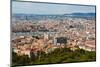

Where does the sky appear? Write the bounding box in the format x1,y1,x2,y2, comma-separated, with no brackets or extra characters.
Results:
12,1,95,14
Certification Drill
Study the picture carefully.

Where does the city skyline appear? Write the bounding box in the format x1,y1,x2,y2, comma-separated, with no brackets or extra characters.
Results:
12,1,95,14
12,1,96,66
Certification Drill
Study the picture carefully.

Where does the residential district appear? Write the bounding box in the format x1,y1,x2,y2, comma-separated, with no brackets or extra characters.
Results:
11,16,96,58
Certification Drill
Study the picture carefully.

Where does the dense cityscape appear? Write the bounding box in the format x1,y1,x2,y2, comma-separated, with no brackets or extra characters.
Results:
11,13,96,66
12,1,96,67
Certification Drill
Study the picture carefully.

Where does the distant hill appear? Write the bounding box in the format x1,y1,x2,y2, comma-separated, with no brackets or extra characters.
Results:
12,13,96,21
63,13,96,18
13,13,96,17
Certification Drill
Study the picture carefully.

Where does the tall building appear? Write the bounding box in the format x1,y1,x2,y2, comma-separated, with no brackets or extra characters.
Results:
53,33,58,45
44,33,49,41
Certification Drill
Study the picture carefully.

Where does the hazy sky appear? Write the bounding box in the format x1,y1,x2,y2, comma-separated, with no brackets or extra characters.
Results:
12,1,95,14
